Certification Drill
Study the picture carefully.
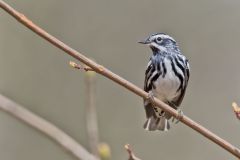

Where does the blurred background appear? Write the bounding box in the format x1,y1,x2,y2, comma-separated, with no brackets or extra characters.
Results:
0,0,240,160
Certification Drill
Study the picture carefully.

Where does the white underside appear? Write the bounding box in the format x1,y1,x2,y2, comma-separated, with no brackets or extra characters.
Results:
153,58,180,103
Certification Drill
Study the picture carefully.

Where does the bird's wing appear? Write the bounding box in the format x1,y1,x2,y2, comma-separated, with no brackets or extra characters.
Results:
143,58,156,118
173,57,190,107
144,58,155,92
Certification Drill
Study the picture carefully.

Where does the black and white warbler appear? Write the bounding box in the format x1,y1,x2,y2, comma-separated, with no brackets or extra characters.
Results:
139,33,190,131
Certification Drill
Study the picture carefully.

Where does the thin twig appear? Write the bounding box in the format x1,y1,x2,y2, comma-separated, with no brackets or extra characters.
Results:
1,1,240,158
85,70,99,156
70,60,100,156
0,94,98,160
232,102,240,120
125,144,142,160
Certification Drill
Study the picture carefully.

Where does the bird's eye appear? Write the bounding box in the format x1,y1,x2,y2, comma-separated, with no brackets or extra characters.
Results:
156,37,162,43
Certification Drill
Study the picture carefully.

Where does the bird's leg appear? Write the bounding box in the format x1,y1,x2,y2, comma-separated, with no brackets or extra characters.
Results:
147,91,159,115
146,92,166,117
146,91,155,106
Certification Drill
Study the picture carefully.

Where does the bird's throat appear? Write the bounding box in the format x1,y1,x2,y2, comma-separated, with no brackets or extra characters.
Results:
150,46,159,53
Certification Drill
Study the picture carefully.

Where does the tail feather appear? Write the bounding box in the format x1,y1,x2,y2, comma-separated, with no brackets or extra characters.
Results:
144,117,170,131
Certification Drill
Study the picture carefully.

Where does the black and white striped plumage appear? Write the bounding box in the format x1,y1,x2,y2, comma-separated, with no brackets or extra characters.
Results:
139,33,190,131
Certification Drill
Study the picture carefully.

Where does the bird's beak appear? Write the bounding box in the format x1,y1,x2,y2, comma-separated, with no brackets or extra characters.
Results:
138,38,151,44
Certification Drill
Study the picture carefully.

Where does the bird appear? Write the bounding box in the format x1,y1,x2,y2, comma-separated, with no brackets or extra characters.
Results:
139,33,190,131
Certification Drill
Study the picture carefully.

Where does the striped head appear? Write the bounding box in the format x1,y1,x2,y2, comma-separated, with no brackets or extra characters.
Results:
139,33,180,54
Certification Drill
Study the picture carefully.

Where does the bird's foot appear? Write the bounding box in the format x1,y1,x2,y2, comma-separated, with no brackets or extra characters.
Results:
172,109,184,123
174,109,184,124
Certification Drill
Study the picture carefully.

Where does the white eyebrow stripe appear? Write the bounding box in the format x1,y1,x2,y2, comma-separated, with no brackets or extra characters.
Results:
159,35,176,42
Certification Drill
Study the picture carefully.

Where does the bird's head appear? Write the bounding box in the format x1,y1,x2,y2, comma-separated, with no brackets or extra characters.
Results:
139,33,179,54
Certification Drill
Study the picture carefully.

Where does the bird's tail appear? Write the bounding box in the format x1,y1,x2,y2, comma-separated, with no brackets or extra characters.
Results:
143,116,170,131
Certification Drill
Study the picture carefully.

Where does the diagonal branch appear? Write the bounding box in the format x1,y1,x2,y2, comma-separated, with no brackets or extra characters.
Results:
0,94,98,160
0,0,240,158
